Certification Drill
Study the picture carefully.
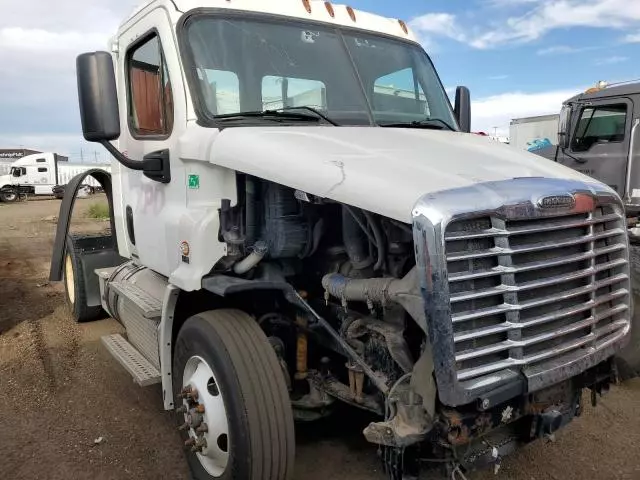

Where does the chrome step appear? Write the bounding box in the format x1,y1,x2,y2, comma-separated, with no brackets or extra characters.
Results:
101,334,161,387
109,281,162,319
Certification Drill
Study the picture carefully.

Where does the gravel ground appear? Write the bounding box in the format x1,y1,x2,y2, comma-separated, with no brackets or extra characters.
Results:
0,197,639,480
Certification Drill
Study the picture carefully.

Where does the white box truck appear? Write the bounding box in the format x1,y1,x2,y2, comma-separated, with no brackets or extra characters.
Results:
510,114,560,152
0,152,110,202
48,1,637,479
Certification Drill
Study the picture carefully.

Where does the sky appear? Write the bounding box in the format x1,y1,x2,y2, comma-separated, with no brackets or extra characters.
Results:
0,0,638,160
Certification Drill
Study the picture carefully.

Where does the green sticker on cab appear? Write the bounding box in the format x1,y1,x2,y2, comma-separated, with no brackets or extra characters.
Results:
188,174,200,189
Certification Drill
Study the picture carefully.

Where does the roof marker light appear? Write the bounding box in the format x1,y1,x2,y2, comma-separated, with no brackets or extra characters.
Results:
302,0,312,13
325,2,335,17
346,6,356,22
398,20,409,34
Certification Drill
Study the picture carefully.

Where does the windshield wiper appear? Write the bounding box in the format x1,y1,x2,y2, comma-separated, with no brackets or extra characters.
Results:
274,106,340,126
215,109,337,125
380,118,455,131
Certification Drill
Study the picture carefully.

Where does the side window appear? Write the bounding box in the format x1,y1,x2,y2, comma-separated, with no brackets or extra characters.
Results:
199,69,240,115
373,68,429,116
262,76,327,110
572,104,627,152
127,33,174,136
38,167,48,173
36,158,46,163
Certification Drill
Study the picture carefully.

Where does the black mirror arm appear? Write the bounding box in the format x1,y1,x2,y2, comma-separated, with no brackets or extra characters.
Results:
100,140,144,171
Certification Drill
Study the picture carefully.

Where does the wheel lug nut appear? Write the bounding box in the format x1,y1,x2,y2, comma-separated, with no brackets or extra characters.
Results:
196,423,208,434
178,422,190,431
179,386,199,400
191,438,207,452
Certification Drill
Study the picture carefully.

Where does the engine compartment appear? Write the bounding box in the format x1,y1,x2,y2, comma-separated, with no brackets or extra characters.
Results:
217,175,424,411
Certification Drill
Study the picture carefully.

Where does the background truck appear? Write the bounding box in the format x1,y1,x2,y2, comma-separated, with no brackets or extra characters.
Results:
49,2,637,479
0,152,110,202
532,81,640,223
509,114,559,152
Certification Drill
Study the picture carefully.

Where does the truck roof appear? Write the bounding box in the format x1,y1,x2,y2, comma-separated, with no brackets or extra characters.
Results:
565,82,640,104
123,0,417,42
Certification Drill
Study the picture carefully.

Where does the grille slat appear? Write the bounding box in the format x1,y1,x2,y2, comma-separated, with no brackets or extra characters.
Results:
455,305,628,362
450,258,627,303
454,300,629,343
445,213,620,241
446,202,630,384
452,277,627,324
447,228,624,262
457,319,627,381
448,245,626,283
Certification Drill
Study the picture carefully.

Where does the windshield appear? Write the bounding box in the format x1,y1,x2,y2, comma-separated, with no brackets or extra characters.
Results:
183,15,457,128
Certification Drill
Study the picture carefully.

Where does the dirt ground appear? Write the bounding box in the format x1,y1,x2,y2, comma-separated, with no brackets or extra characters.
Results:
1,197,639,480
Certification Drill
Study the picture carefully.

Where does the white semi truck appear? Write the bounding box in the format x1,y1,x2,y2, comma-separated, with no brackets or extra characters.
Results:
0,152,110,202
49,1,637,479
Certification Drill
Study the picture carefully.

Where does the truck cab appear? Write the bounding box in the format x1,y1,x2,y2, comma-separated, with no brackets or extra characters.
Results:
0,153,58,201
548,82,640,218
49,2,637,479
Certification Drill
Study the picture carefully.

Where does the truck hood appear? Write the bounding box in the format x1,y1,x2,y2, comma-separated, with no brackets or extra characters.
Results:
0,175,11,187
186,126,600,222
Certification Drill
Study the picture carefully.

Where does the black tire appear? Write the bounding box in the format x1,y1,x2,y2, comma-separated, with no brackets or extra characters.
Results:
173,309,295,480
0,188,18,203
63,234,105,322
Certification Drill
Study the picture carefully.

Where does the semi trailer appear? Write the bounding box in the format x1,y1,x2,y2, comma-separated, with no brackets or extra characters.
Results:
0,152,110,202
509,114,559,152
49,1,637,479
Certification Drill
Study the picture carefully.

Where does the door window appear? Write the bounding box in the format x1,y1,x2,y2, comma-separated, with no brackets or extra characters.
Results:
127,33,174,136
571,104,627,152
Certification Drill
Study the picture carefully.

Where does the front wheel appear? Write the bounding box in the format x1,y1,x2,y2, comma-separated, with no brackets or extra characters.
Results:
173,309,295,480
0,187,18,203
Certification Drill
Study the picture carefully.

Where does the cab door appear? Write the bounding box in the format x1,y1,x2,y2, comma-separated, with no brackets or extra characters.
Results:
557,98,633,197
115,7,186,277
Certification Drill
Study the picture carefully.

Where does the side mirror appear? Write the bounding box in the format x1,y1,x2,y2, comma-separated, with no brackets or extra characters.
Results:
76,51,152,176
454,86,471,133
558,104,571,150
76,51,120,142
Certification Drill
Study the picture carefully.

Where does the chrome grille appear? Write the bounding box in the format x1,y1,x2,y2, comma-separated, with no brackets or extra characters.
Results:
445,204,630,383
